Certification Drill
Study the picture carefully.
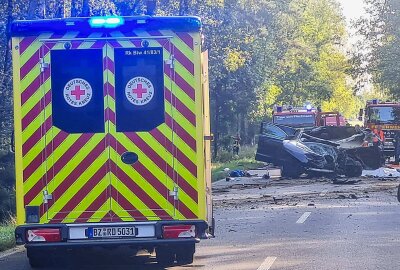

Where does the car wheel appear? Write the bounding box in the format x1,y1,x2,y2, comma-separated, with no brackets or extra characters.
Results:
156,247,175,267
344,160,363,177
282,162,304,178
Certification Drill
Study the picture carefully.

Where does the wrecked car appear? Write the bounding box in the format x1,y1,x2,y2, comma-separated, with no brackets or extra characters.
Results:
306,126,384,169
255,123,383,178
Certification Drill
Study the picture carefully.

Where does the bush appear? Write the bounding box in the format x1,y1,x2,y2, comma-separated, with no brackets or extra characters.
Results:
0,187,15,222
213,145,257,163
0,151,15,222
0,216,16,252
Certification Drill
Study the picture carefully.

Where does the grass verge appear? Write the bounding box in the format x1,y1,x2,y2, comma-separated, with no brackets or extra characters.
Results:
0,219,16,252
212,158,265,182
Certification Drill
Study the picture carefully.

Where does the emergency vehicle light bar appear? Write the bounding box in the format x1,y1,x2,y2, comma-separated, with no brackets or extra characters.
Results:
89,16,125,28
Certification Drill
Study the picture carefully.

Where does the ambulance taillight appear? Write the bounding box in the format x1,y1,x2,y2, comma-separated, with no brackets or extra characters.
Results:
162,225,196,239
26,229,62,243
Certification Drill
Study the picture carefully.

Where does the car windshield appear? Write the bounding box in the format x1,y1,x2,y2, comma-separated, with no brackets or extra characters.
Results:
366,106,400,124
273,114,315,128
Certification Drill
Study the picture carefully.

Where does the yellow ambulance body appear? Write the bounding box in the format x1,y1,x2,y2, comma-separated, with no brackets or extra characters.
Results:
11,15,212,267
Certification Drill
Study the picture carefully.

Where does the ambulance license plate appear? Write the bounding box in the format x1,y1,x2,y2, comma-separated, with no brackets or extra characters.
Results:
88,227,136,238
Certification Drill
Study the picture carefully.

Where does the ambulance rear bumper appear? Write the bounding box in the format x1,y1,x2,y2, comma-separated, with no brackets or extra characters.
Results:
24,238,199,250
16,220,208,247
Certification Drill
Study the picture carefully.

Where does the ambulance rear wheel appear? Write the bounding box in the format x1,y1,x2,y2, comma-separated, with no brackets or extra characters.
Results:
176,251,194,265
156,247,175,266
28,255,50,269
176,243,195,265
27,248,51,268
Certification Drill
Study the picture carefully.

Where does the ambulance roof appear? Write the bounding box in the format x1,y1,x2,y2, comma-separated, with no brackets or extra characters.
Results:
11,16,202,36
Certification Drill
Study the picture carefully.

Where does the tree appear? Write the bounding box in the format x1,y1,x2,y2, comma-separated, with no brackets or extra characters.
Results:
353,0,400,99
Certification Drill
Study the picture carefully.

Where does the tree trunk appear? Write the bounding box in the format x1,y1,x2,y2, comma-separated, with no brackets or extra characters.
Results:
81,0,90,16
179,0,189,15
27,0,39,19
1,0,13,91
213,82,222,160
55,1,65,18
71,0,79,17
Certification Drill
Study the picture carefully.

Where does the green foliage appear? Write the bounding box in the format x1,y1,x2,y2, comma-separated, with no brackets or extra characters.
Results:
353,0,400,99
0,151,15,222
0,219,15,252
212,145,263,182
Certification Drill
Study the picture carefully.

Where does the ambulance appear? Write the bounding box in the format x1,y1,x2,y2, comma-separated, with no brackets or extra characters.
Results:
11,15,213,267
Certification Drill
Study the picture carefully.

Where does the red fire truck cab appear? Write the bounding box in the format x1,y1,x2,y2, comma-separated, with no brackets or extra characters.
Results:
272,105,345,129
360,100,400,157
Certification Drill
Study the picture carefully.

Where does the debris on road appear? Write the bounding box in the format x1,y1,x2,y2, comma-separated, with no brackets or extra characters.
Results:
213,170,399,209
362,168,400,178
332,179,361,185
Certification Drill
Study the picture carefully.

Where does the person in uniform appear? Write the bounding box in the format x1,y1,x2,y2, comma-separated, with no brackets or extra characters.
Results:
232,133,241,155
373,126,385,147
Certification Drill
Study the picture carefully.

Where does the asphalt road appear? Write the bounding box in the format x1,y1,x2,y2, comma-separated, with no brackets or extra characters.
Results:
1,177,399,270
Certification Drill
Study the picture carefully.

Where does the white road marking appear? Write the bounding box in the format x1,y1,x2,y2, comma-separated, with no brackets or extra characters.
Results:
320,189,329,197
296,212,312,224
0,246,24,259
257,256,277,270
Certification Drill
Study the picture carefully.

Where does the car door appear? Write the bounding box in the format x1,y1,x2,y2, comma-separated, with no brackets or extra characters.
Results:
256,123,289,165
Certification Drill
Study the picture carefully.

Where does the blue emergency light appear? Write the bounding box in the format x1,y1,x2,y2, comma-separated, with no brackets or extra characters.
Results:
306,104,312,111
89,16,124,28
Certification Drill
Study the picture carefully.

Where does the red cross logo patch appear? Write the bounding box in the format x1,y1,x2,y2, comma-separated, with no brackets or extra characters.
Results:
64,78,93,107
125,77,155,106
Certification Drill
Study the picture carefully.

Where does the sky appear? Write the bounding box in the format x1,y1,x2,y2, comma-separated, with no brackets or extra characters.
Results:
336,0,369,46
336,0,367,29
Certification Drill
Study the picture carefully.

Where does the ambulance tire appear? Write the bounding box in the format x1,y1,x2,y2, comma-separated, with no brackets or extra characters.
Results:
27,248,55,268
27,252,50,269
175,244,195,265
156,247,175,267
29,256,48,269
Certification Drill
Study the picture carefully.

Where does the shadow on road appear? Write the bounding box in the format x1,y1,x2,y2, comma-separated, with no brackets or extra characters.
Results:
34,250,198,270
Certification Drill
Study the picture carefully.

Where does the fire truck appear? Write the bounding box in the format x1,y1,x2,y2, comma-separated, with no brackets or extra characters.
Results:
272,105,345,129
360,100,400,157
11,15,213,267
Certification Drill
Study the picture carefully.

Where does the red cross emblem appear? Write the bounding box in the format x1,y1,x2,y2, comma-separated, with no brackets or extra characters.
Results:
132,84,147,99
63,78,93,108
125,77,154,106
71,85,86,100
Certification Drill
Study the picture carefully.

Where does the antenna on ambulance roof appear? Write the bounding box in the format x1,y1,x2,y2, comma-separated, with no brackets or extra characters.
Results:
146,0,157,16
